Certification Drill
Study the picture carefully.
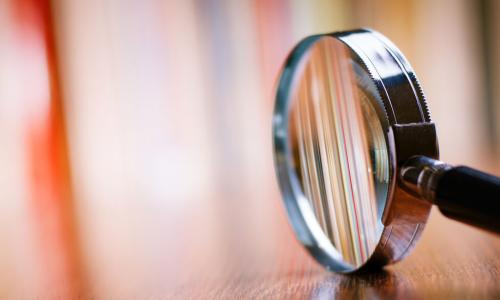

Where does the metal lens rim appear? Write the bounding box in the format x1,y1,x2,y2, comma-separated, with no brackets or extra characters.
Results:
273,29,433,273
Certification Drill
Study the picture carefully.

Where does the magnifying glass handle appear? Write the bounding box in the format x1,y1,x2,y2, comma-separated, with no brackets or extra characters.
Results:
435,166,500,233
401,156,500,234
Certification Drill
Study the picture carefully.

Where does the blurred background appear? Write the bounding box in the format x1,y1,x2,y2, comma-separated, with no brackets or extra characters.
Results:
1,0,499,298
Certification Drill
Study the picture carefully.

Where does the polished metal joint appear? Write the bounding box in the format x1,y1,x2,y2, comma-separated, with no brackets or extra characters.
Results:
400,156,452,202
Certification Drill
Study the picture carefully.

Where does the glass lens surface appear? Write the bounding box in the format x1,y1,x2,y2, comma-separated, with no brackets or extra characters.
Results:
288,36,390,267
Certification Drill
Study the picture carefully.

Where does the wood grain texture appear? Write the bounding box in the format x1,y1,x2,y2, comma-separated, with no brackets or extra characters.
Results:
28,200,496,298
164,210,500,300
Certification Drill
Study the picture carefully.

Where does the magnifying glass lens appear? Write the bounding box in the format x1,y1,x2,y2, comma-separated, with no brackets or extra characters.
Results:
288,37,390,267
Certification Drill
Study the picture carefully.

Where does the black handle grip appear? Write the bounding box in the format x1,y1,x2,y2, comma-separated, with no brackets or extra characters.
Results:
435,166,500,234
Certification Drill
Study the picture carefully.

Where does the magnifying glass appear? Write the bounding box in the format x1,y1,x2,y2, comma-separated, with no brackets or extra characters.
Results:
272,29,500,273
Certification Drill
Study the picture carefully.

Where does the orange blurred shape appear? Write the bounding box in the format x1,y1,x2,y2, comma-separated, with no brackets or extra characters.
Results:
11,0,83,297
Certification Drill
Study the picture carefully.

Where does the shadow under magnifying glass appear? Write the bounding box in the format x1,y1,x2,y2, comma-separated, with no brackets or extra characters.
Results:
309,269,413,300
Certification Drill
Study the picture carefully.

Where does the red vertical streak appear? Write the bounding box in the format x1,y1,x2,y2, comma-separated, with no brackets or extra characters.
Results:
12,0,84,296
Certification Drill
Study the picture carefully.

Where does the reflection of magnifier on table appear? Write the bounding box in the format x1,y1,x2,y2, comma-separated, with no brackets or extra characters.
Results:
273,29,500,273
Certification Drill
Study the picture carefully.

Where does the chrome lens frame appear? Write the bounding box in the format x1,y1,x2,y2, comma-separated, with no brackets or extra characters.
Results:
273,29,438,273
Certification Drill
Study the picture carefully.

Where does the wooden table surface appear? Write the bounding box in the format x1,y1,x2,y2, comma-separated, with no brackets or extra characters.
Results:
161,205,500,299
